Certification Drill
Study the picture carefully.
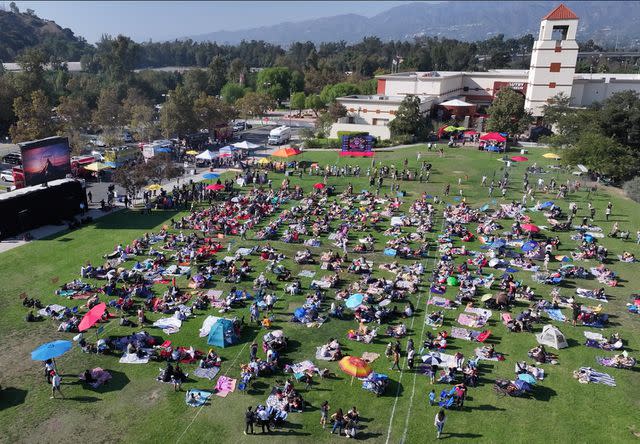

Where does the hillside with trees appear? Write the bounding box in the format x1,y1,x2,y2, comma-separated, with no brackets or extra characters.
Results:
0,3,92,63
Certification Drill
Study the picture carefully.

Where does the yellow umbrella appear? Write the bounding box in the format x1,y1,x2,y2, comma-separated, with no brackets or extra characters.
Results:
146,184,162,191
543,153,561,160
185,150,199,155
84,162,112,172
257,157,270,165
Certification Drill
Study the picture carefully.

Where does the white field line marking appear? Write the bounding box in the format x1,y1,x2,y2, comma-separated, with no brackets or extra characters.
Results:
175,340,249,443
386,214,444,444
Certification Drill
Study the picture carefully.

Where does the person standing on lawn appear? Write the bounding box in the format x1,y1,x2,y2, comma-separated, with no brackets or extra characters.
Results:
244,406,255,435
50,371,64,399
434,409,446,439
390,349,401,371
320,400,330,428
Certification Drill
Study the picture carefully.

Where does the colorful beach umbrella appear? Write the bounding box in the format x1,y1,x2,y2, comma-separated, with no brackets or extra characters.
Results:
481,293,493,302
446,276,459,286
339,356,373,378
521,241,538,252
521,223,540,233
185,150,199,155
555,255,572,262
31,340,73,361
78,302,106,332
313,183,325,189
206,184,225,191
203,173,220,179
543,153,561,160
511,156,528,162
146,184,162,191
257,157,271,165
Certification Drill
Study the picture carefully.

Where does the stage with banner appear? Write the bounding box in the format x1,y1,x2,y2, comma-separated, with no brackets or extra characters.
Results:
339,134,375,157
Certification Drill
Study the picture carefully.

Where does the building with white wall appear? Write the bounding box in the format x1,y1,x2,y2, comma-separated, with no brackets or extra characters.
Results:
331,3,640,139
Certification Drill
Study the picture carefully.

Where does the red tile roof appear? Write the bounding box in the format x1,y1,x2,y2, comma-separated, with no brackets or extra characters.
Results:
543,4,579,20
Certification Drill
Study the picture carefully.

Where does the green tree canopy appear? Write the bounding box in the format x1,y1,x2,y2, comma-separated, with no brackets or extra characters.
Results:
220,82,246,104
486,87,532,136
160,85,196,138
290,92,306,115
9,90,58,142
256,67,292,105
389,95,431,141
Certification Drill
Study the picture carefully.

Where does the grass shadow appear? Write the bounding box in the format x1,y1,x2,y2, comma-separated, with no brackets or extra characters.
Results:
0,387,27,410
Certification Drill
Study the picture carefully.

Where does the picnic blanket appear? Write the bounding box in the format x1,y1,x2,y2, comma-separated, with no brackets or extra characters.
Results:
465,307,492,319
185,389,212,407
119,353,149,364
38,304,67,317
315,346,339,361
215,375,237,397
428,296,455,309
423,352,457,368
193,367,221,380
290,360,317,374
153,317,182,334
545,308,566,322
576,288,608,302
361,352,380,363
79,367,112,388
297,270,316,278
575,367,616,386
474,347,504,362
266,387,288,410
457,313,486,328
235,247,253,256
450,327,489,342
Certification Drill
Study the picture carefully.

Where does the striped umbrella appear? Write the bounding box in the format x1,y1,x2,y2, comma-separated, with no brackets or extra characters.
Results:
339,356,372,379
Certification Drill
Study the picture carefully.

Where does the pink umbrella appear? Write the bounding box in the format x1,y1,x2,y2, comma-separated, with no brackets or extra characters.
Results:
313,183,325,189
206,184,225,191
78,302,106,332
511,156,528,162
521,223,540,233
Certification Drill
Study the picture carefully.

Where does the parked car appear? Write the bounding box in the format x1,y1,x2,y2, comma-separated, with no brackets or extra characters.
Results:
0,169,14,182
2,152,21,165
233,121,252,132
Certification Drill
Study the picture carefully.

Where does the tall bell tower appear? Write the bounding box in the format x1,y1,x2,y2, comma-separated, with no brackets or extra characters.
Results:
524,4,579,116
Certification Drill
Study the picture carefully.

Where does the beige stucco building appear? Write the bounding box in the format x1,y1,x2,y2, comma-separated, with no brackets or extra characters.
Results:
331,4,640,140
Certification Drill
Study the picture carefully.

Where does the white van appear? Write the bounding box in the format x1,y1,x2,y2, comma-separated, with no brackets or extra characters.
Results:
267,126,291,145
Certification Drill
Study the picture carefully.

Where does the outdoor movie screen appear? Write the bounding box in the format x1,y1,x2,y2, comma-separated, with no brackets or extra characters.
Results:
340,133,375,156
19,136,71,187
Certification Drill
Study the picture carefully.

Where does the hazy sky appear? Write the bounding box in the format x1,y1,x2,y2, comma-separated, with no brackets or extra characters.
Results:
12,1,408,43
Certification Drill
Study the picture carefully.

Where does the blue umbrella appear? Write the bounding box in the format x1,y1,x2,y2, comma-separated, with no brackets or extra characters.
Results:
346,293,365,309
156,147,172,153
294,307,306,319
540,201,554,209
31,340,73,361
513,379,533,391
203,173,220,179
479,204,490,212
517,373,537,385
521,241,538,252
491,239,506,249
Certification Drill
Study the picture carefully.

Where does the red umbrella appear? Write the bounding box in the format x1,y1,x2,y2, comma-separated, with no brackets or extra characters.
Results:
206,184,225,191
313,183,325,189
479,132,507,142
521,223,540,233
78,302,106,332
511,156,528,162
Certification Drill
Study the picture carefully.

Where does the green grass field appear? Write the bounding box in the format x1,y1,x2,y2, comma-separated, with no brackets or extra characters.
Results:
0,145,639,444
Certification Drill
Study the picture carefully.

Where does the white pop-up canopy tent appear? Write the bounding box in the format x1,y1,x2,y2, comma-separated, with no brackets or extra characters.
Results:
195,150,217,160
232,141,261,150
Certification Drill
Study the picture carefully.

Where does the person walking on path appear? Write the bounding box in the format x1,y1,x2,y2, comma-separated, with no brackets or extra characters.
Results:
434,409,446,439
244,406,255,435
